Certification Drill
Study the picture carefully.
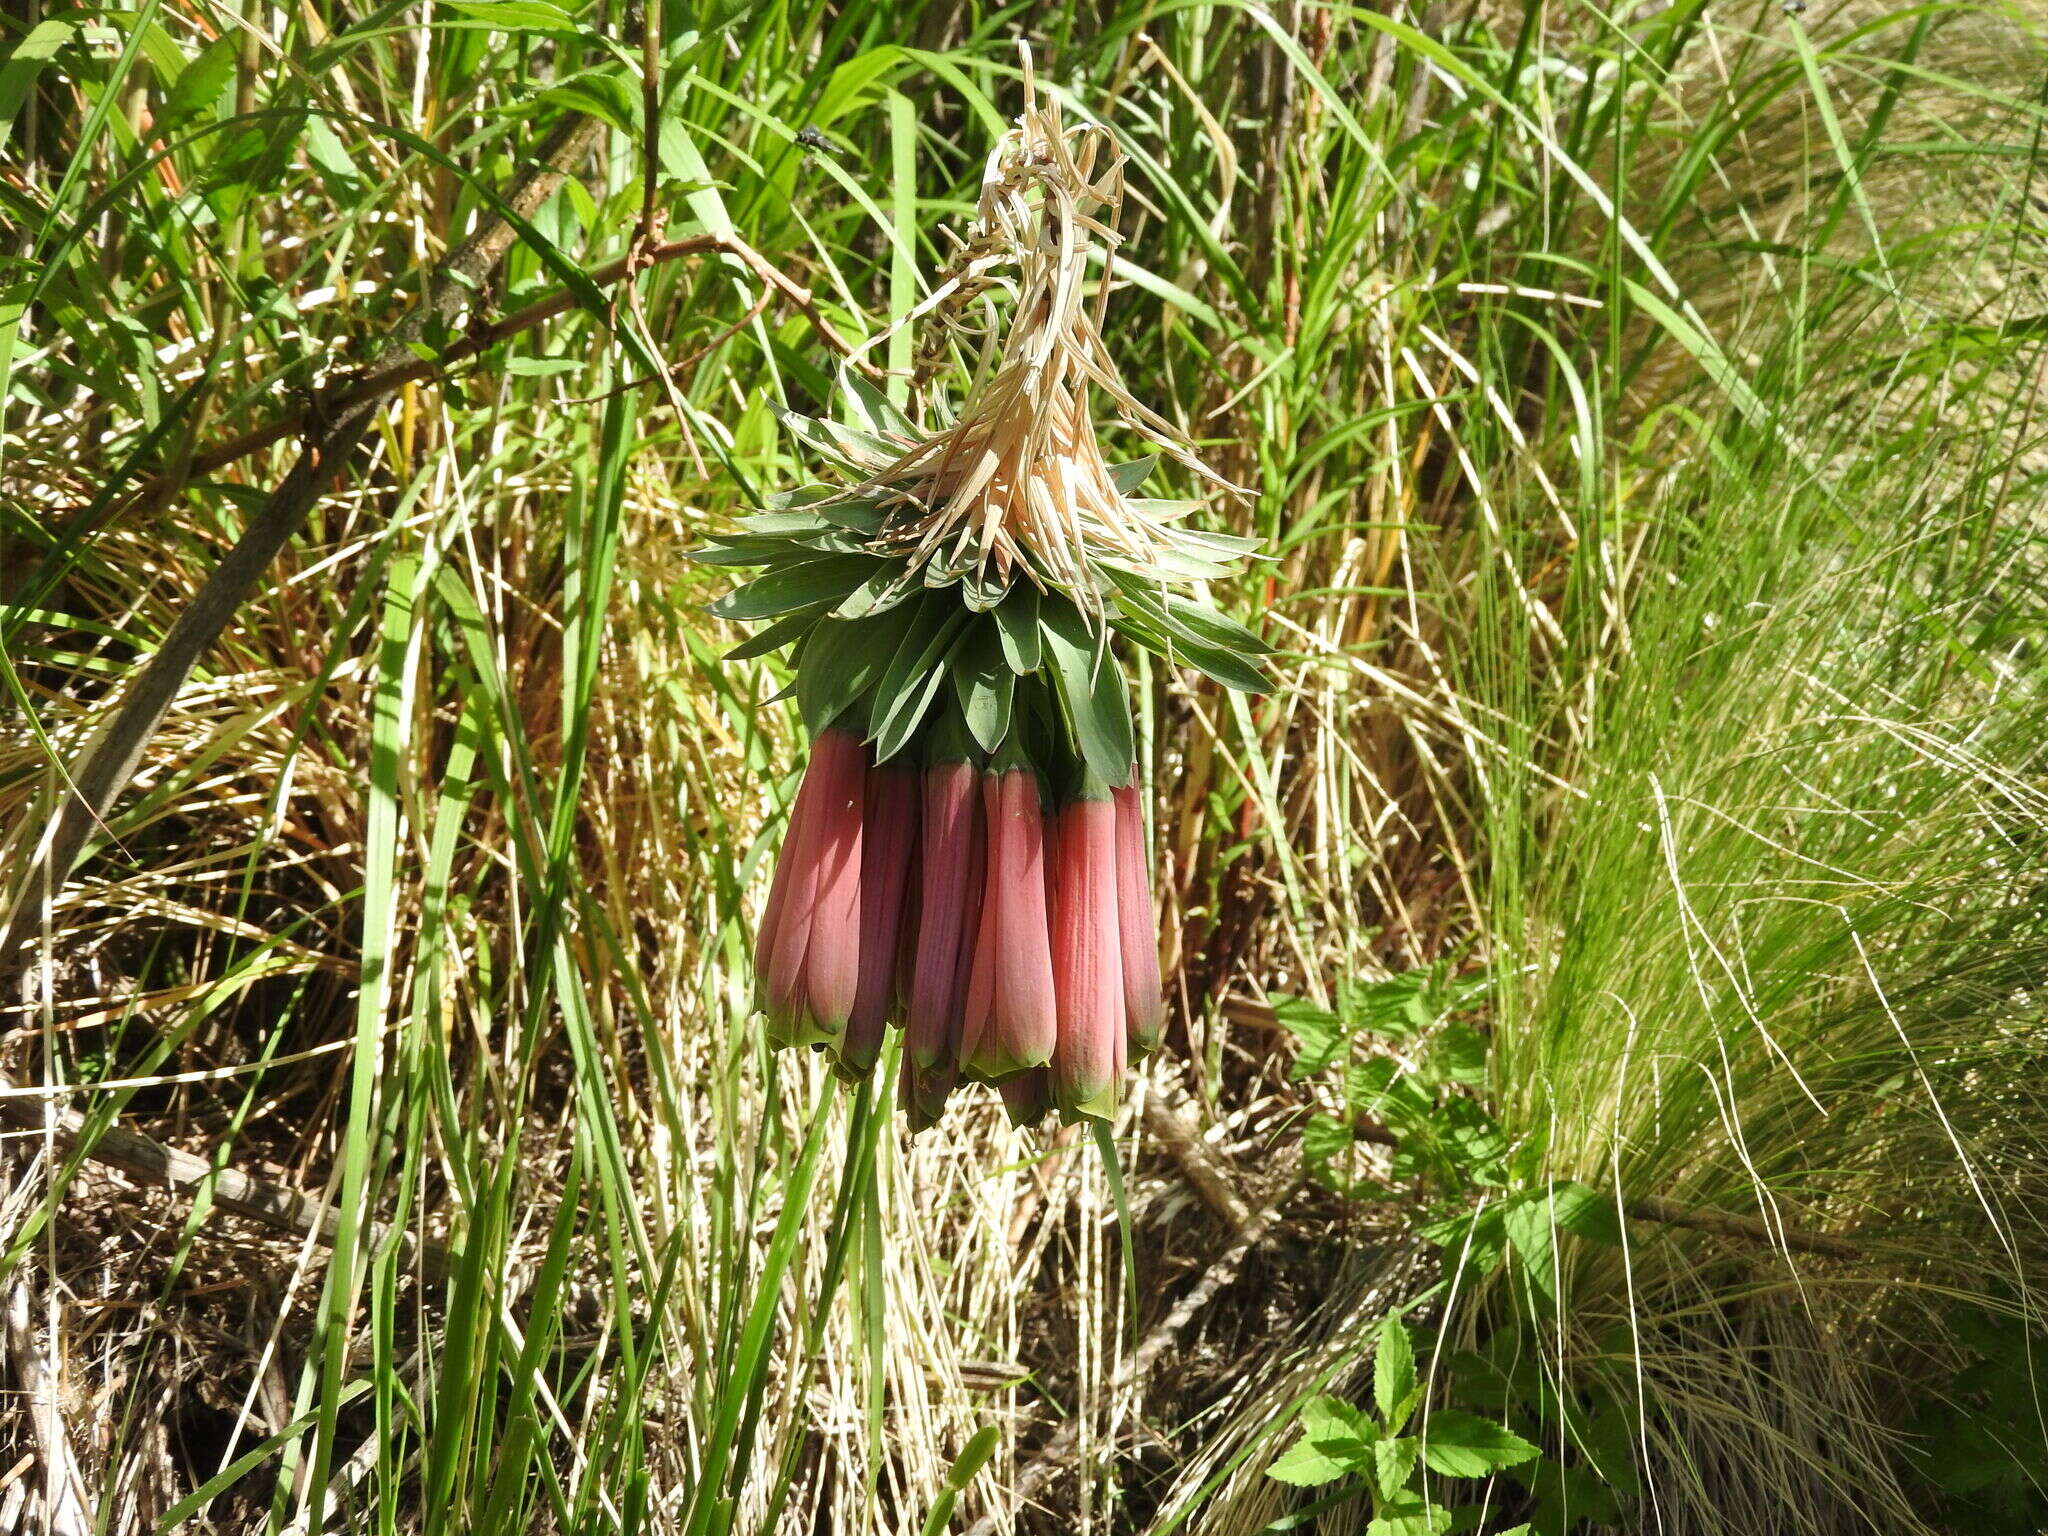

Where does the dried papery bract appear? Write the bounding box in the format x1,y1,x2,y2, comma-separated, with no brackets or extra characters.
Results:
855,46,1241,601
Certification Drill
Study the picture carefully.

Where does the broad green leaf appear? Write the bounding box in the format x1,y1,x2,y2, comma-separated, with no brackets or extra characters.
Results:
992,581,1042,673
1548,1182,1625,1247
442,0,586,30
1501,1193,1558,1300
1107,455,1157,496
1419,1411,1539,1478
1374,1314,1417,1428
0,21,76,143
950,623,1014,756
1040,599,1134,786
839,367,918,439
537,68,640,132
1110,593,1272,694
797,608,917,735
834,566,922,621
1432,1024,1489,1086
1299,1395,1377,1445
1302,1112,1354,1171
1435,1098,1508,1184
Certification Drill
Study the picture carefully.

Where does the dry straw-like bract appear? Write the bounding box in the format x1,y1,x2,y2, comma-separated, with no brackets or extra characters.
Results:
856,47,1241,599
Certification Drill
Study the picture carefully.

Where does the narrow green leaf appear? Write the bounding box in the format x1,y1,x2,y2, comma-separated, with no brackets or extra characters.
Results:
709,554,882,620
723,602,830,662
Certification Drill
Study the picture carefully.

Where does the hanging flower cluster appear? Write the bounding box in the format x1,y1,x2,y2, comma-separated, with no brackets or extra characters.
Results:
701,57,1271,1129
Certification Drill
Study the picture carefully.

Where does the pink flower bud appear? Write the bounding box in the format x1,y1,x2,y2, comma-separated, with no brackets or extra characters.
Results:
1050,792,1124,1121
1113,783,1165,1058
840,760,919,1078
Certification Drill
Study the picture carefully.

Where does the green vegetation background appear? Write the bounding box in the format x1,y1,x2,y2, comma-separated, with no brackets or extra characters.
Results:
2,0,2046,1531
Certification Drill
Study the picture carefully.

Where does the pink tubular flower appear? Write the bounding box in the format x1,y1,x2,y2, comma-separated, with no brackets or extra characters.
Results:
798,731,866,1044
757,729,850,1038
962,767,1057,1081
902,1052,959,1134
1112,782,1165,1058
903,756,984,1071
1000,1067,1054,1129
954,781,1002,1079
1050,786,1124,1121
840,760,919,1078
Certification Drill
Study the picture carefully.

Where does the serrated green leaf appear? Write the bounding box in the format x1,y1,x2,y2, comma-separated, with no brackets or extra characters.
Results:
1299,1395,1378,1445
1366,1498,1453,1536
160,36,238,132
1372,1436,1420,1503
1419,1411,1539,1478
1375,1314,1417,1428
1338,972,1432,1036
1548,1182,1625,1247
1432,1024,1489,1086
709,554,883,621
1040,599,1135,786
1436,1097,1508,1184
1501,1193,1558,1300
1267,1437,1356,1488
1301,1112,1354,1164
1270,994,1345,1078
